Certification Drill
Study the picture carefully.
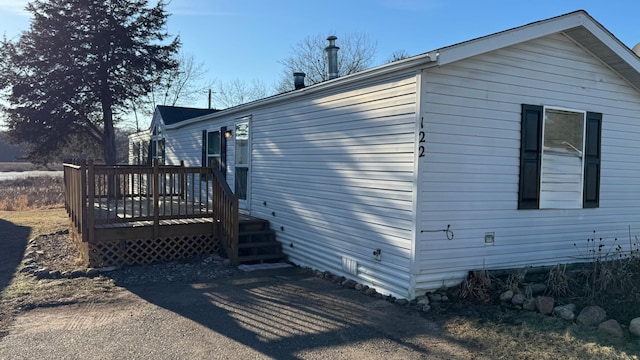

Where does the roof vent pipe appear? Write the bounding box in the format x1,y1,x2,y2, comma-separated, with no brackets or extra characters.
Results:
293,72,306,90
325,35,339,80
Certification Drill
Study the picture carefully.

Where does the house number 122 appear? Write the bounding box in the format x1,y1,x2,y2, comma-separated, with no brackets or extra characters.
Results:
418,117,425,157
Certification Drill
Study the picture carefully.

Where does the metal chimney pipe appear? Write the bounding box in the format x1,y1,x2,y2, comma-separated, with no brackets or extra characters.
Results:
293,72,306,90
325,35,339,80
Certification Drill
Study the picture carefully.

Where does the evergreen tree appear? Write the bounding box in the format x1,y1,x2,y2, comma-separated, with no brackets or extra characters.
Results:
0,0,179,164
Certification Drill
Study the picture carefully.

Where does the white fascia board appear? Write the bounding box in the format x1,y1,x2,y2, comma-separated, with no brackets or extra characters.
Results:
435,11,586,66
167,52,438,130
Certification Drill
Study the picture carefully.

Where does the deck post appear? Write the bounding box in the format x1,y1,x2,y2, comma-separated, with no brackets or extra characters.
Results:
152,159,160,240
80,160,88,243
86,160,95,243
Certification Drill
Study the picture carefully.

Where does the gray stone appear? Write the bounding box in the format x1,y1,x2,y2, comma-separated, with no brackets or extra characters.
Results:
421,305,432,312
536,296,555,315
629,318,640,337
341,279,357,289
598,319,624,338
553,304,576,321
354,283,365,291
577,306,607,326
34,269,51,279
70,269,86,278
416,297,430,307
499,290,514,302
429,293,442,302
523,298,537,311
395,299,409,306
364,288,377,296
20,264,39,273
86,268,99,277
511,293,526,305
527,283,547,295
441,295,449,302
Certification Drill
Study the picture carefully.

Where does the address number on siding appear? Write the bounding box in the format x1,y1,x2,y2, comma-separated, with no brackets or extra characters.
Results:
418,131,426,157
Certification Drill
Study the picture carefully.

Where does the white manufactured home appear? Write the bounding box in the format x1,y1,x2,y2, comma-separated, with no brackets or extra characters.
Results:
151,11,640,299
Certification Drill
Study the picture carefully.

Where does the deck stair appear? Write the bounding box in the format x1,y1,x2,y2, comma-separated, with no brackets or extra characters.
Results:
237,218,286,264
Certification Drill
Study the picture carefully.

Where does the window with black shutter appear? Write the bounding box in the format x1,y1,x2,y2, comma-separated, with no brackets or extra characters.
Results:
518,104,601,209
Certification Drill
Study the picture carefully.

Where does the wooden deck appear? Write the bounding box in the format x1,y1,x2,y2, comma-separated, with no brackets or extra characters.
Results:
63,160,241,267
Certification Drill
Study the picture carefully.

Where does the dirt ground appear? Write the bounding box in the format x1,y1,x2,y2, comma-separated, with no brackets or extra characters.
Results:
1,209,639,359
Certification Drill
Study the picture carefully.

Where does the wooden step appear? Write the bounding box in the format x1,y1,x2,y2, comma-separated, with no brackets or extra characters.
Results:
238,253,287,263
237,241,281,249
238,230,275,243
239,220,270,232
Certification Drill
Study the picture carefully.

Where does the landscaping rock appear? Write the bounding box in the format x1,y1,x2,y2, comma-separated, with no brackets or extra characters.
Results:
511,293,525,306
441,295,449,302
421,305,432,312
341,279,357,289
34,269,51,279
553,304,576,321
598,319,624,338
395,299,409,306
629,318,640,337
86,268,100,277
429,293,442,302
70,269,86,278
416,297,430,307
499,290,514,302
577,306,607,326
528,283,547,295
523,298,537,311
536,296,554,315
354,283,365,291
364,288,377,296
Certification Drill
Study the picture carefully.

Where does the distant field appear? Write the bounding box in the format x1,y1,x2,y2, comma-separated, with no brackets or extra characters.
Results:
0,162,62,172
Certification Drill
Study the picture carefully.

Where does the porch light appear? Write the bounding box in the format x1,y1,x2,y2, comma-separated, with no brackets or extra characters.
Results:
225,129,233,138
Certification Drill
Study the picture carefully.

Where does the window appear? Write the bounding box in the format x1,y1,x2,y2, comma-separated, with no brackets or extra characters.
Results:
201,128,227,180
206,130,221,170
518,104,601,209
150,124,165,165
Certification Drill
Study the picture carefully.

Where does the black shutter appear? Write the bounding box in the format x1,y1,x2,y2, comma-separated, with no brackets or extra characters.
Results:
583,112,602,208
220,126,227,179
518,104,543,209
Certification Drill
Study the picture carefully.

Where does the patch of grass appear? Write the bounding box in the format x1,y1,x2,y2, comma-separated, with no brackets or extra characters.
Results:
0,176,65,211
0,162,61,172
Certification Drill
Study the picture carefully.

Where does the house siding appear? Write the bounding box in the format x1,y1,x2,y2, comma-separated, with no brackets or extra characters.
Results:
249,73,419,298
415,32,640,292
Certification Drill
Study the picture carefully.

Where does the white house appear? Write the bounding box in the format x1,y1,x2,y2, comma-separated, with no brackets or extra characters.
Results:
128,105,219,165
153,11,640,299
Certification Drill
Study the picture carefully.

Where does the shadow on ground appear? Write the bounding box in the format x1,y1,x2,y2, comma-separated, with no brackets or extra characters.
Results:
0,219,30,294
123,268,477,359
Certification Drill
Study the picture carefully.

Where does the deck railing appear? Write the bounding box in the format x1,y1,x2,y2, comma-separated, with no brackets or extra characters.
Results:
63,160,239,264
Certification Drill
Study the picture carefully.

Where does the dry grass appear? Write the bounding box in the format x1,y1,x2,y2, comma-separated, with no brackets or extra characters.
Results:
0,162,61,172
0,176,65,211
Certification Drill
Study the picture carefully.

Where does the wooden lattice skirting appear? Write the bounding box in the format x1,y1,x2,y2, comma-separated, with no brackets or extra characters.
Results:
69,224,221,268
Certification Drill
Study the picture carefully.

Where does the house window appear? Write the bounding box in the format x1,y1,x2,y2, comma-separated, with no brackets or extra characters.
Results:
518,104,601,209
207,130,221,170
150,138,165,165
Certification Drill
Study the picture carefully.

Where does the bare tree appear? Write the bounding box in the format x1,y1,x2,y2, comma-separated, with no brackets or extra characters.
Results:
133,52,214,124
276,32,377,92
213,78,271,108
386,49,411,63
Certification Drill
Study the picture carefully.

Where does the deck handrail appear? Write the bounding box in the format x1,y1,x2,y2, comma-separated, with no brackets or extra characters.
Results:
210,166,239,265
63,160,239,264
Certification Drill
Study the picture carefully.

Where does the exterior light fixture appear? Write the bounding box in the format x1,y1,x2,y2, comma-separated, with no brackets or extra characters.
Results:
224,130,233,138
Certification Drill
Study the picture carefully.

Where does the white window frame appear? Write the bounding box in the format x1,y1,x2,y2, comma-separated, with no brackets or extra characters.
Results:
539,106,587,209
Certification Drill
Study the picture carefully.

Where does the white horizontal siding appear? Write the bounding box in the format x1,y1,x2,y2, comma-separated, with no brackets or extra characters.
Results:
249,73,418,299
416,33,640,292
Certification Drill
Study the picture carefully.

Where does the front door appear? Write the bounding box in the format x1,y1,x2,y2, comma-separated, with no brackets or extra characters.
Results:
234,119,251,210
